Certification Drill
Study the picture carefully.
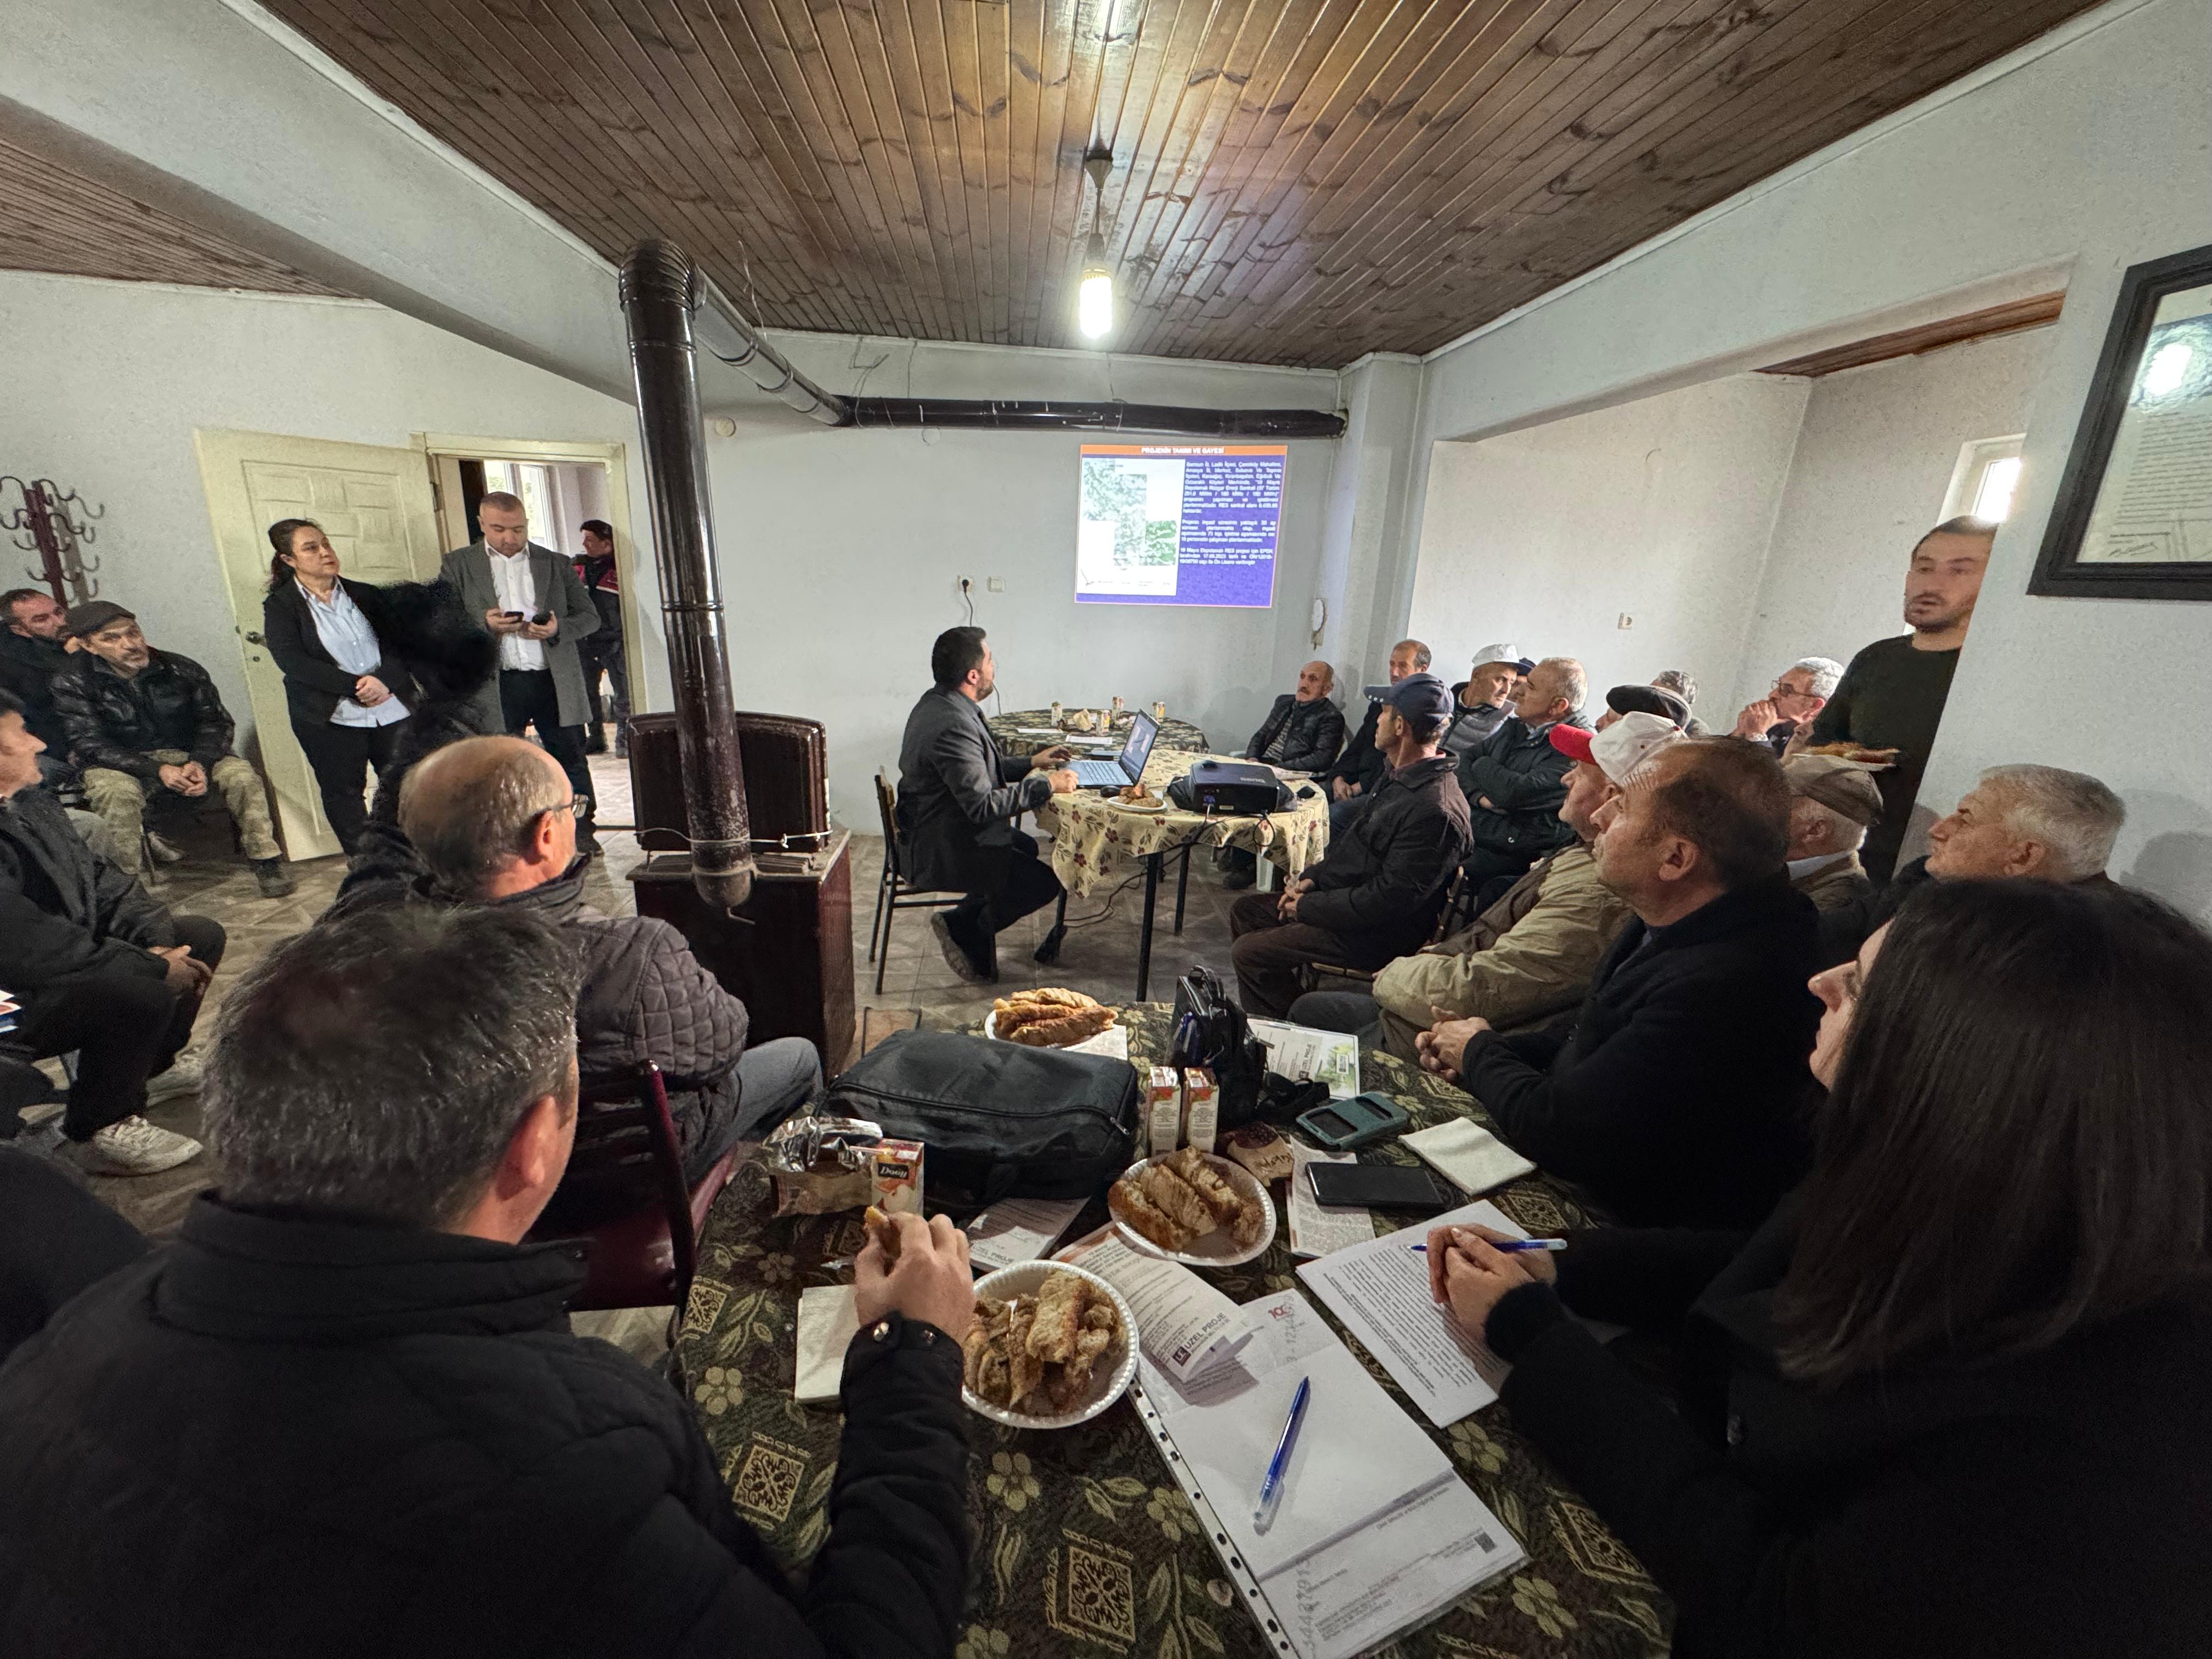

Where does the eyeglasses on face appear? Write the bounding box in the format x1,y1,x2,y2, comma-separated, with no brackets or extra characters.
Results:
542,794,590,821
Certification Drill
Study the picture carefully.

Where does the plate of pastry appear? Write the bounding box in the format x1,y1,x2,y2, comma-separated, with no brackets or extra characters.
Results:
961,1261,1137,1430
1108,1146,1276,1267
985,988,1121,1052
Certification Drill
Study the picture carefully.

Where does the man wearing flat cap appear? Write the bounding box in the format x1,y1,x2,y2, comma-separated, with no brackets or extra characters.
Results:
1782,755,1882,912
50,600,292,897
1593,682,1690,732
1228,674,1471,1017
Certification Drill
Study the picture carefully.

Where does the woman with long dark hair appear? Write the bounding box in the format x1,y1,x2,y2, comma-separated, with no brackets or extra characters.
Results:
260,519,412,854
1431,878,2211,1657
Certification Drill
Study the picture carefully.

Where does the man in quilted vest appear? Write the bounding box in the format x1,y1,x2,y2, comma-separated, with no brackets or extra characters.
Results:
330,735,821,1219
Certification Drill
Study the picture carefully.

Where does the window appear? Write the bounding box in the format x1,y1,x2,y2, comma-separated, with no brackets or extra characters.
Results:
482,460,557,541
1943,434,2025,522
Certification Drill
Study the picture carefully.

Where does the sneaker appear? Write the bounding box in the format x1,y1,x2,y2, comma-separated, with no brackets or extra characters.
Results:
145,830,187,865
613,732,629,760
929,912,997,985
252,857,296,898
64,1114,204,1176
144,1059,204,1107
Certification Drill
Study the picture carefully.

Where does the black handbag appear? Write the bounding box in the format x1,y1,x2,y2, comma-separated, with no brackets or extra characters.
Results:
820,1030,1142,1214
1169,967,1273,1131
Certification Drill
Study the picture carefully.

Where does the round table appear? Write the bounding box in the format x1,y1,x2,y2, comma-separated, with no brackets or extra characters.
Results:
1031,746,1330,999
988,707,1211,758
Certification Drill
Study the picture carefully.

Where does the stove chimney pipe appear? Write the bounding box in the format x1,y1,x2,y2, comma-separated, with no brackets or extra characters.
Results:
618,240,755,908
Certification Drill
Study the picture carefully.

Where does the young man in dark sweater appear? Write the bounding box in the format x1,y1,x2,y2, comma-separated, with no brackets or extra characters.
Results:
1799,516,1994,879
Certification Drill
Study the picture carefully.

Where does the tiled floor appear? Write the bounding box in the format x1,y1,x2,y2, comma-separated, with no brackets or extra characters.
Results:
66,756,1250,1242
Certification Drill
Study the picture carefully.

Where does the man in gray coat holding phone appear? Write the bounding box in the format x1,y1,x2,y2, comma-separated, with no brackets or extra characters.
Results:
440,491,603,853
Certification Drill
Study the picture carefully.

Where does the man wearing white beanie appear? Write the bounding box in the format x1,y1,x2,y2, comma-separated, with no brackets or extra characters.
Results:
1440,643,1534,761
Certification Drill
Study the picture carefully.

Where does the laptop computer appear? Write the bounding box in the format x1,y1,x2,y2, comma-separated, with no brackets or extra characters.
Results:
1070,709,1159,789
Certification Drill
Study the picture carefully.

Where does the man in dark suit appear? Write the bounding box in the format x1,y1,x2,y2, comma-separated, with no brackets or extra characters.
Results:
439,491,603,853
572,520,629,759
896,627,1077,983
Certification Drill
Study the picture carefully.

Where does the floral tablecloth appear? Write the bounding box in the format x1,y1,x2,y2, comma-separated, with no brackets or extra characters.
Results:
676,1006,1673,1659
989,707,1211,758
1030,749,1330,901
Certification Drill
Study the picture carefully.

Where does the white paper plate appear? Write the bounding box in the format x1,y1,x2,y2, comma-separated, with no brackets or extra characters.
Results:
962,1261,1139,1430
1107,1152,1278,1268
983,1009,1128,1059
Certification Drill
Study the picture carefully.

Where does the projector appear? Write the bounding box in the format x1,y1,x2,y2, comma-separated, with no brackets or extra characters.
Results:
1180,759,1284,816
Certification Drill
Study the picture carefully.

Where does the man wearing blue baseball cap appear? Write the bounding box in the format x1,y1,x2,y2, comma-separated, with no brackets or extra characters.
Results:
1227,673,1472,1017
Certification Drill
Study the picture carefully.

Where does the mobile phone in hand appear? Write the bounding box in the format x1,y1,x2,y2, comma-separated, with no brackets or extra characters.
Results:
530,610,553,626
501,610,526,622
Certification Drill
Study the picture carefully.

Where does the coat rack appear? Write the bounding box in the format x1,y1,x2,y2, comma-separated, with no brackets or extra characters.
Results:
2,475,103,605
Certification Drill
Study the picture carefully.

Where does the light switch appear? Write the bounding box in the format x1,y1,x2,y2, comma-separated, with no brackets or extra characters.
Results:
1617,613,1634,630
987,577,1005,592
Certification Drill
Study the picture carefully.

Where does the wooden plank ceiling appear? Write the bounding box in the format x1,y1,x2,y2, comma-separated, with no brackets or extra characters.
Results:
0,137,347,297
97,2,2118,365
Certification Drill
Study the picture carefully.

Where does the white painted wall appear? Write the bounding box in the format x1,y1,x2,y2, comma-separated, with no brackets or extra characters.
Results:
1728,327,2056,718
0,273,659,761
702,414,1339,820
1408,374,1809,711
1394,0,2212,914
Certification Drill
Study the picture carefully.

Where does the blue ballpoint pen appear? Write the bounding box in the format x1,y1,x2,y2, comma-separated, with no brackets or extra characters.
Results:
1252,1376,1311,1534
1408,1238,1567,1254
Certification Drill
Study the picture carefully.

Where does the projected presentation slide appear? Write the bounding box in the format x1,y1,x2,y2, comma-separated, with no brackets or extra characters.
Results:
1075,443,1286,608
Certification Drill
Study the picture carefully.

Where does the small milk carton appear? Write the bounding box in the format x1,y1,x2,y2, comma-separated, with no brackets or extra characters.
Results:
1181,1068,1218,1155
1146,1067,1183,1158
870,1139,926,1216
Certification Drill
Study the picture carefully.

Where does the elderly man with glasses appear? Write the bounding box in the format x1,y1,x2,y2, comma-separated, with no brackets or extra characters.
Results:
1732,657,1844,754
330,735,822,1222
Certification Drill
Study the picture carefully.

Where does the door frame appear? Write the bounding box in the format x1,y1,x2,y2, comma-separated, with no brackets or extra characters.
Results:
417,433,650,721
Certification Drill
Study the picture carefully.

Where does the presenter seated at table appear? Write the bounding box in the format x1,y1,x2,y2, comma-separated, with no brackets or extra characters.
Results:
0,905,979,1658
1218,659,1345,889
1420,737,1818,1228
1229,674,1470,1018
1427,879,2212,1659
1288,715,1664,1059
898,625,1076,984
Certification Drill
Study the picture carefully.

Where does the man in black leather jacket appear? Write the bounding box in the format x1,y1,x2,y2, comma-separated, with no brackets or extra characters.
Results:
1219,660,1346,888
1458,656,1590,898
0,901,976,1659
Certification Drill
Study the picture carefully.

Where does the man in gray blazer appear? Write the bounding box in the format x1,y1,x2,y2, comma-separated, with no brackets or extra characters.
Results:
441,491,603,853
896,627,1076,983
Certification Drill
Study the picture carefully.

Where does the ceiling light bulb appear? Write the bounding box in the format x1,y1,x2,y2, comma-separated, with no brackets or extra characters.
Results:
1078,229,1114,340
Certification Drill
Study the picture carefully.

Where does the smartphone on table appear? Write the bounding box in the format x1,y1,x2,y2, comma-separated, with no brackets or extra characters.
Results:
1305,1162,1454,1212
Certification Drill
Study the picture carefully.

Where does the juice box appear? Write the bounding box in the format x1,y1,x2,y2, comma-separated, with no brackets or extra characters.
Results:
1146,1066,1183,1158
1181,1067,1218,1155
870,1139,926,1215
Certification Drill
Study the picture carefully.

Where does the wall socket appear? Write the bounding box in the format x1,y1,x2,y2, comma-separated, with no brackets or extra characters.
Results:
1617,613,1635,630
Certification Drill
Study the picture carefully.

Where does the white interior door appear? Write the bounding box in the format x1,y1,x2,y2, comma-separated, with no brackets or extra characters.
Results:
194,430,444,861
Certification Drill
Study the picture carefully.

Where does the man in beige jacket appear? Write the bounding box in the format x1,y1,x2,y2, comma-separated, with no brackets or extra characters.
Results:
1287,713,1678,1059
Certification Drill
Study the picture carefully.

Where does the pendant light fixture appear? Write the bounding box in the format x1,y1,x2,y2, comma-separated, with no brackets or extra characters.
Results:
1077,148,1115,341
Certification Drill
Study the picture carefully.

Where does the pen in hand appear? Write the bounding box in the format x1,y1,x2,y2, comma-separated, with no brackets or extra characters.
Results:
1408,1238,1567,1254
1252,1375,1311,1534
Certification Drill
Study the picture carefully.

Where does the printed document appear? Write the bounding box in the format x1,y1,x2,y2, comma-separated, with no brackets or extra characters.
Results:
965,1196,1088,1272
1285,1142,1374,1259
1248,1018,1361,1099
1139,1290,1525,1659
1295,1200,1525,1426
1062,1228,1256,1382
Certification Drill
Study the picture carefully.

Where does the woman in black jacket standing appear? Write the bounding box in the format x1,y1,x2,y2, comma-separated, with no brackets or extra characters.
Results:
1431,878,2212,1658
261,518,412,853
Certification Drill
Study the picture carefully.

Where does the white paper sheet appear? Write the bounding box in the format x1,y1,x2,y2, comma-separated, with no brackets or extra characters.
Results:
1285,1143,1374,1259
1400,1118,1536,1195
1294,1200,1526,1426
964,1195,1088,1272
1061,1229,1257,1381
1248,1018,1362,1099
793,1284,860,1406
1282,1477,1527,1659
1142,1291,1455,1581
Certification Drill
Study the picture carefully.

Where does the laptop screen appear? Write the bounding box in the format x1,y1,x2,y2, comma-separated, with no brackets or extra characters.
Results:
1118,710,1159,777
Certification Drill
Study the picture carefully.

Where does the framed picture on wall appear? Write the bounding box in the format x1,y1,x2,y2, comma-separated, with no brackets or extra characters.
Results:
2030,240,2212,600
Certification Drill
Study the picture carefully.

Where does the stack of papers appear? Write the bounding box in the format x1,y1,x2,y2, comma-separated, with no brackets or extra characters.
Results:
1137,1290,1525,1659
964,1195,1087,1272
1248,1018,1361,1099
1295,1200,1526,1426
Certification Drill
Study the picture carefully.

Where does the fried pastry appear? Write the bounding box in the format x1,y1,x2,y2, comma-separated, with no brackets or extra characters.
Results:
1110,1177,1185,1251
1136,1162,1216,1239
1028,1269,1085,1364
861,1204,902,1263
961,1272,1122,1418
1165,1147,1264,1247
1009,1005,1116,1047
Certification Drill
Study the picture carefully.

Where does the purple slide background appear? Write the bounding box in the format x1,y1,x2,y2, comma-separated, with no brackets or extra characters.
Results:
1076,450,1285,607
